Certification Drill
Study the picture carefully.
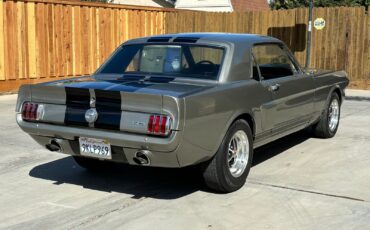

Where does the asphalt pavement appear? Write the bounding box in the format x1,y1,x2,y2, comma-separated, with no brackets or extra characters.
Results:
0,94,369,230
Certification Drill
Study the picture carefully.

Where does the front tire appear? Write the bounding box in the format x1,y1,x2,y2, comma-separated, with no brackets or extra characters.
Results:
202,120,253,193
312,93,341,138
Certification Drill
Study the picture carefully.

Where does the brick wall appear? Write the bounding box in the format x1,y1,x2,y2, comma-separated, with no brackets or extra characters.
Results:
231,0,270,12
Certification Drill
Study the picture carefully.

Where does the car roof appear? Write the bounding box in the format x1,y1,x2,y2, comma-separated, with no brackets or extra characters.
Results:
123,33,282,46
121,33,285,83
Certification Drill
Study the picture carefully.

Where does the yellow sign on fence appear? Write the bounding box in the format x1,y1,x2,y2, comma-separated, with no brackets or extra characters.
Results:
314,18,326,30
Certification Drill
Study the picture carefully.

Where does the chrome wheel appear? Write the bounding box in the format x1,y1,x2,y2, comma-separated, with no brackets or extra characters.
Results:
227,130,249,178
328,98,339,132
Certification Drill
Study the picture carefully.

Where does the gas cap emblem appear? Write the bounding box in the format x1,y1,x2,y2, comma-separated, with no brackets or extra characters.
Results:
85,108,98,123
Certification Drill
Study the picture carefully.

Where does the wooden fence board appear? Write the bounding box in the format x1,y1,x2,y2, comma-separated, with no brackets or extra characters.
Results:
35,3,43,78
4,1,16,79
336,7,346,72
16,2,23,79
47,4,54,77
0,1,5,80
367,14,370,89
90,7,98,73
95,7,100,68
26,2,36,79
347,8,356,86
53,4,61,77
355,8,366,89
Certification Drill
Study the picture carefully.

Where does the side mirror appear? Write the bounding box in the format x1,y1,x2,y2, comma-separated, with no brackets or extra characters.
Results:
304,68,316,75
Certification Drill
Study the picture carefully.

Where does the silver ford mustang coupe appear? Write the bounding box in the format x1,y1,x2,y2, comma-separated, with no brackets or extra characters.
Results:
16,33,349,192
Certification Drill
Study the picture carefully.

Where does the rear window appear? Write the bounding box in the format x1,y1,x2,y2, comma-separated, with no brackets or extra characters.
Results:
97,44,225,80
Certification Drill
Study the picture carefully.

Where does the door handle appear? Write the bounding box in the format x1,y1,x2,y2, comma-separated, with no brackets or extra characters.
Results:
269,84,280,92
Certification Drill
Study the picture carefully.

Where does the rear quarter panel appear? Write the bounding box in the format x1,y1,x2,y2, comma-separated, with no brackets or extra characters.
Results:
177,80,271,166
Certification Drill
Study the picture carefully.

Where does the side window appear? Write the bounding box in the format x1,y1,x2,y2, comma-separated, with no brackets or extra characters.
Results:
252,44,298,80
126,51,140,72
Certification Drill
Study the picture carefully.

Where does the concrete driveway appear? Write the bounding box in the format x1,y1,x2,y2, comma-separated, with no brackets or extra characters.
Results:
0,94,369,230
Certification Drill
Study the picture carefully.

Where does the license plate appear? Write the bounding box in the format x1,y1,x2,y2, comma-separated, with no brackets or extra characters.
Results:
79,137,112,159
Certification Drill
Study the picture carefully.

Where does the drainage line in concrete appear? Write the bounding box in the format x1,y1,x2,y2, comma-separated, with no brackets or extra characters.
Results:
249,181,367,203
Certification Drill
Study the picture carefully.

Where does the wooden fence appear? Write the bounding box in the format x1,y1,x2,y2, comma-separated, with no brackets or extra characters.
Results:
0,0,369,92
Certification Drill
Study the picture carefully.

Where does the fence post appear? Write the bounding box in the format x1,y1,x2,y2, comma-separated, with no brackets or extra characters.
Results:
305,0,313,68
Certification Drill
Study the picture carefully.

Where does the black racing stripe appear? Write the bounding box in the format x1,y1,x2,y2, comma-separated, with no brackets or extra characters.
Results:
64,107,89,127
94,90,121,130
65,87,90,106
64,87,90,127
94,109,121,130
94,90,121,110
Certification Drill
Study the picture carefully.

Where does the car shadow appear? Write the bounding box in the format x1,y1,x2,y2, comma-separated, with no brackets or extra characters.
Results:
29,157,203,200
29,130,311,199
253,130,311,166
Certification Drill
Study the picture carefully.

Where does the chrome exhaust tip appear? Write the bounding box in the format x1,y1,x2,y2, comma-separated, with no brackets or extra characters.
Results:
45,139,62,152
133,150,151,166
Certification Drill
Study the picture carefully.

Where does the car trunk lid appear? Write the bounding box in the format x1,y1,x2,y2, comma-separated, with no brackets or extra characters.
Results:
19,75,217,132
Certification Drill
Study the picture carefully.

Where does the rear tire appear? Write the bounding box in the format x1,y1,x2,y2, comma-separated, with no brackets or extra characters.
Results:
312,93,341,138
73,156,110,171
201,120,253,193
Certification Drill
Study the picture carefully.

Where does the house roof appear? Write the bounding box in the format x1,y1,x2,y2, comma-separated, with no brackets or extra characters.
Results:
175,0,233,11
230,0,269,12
174,0,269,12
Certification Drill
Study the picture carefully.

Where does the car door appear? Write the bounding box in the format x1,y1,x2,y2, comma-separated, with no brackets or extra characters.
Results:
252,43,315,136
250,55,275,145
